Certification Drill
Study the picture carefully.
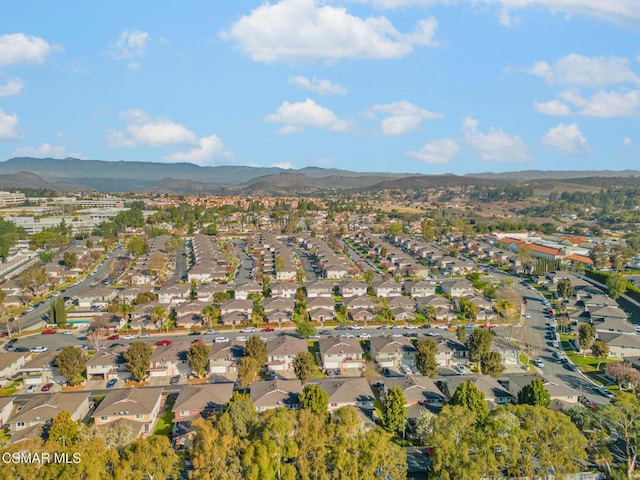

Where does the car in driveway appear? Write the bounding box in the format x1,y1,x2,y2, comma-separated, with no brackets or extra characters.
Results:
155,340,172,346
41,383,54,392
261,327,275,332
533,358,545,368
106,379,117,389
41,328,57,334
170,375,181,385
26,384,38,393
30,346,48,353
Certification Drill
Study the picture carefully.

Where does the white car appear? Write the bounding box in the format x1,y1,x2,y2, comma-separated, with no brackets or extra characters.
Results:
214,336,229,343
349,325,363,330
339,333,355,338
30,346,48,353
405,325,418,329
122,334,135,340
138,333,149,338
62,330,73,335
524,313,531,319
236,336,247,342
357,333,371,339
241,327,255,333
26,384,38,393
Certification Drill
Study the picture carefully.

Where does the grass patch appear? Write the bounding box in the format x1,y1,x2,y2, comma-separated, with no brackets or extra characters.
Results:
154,394,176,436
564,350,621,373
0,380,21,396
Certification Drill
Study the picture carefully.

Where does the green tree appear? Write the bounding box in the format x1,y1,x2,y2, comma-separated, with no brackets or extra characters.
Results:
126,236,148,256
116,435,181,480
449,381,489,420
224,392,257,438
456,324,466,343
517,378,551,407
296,268,306,285
591,340,609,370
55,346,86,386
480,351,504,378
296,321,316,339
293,351,316,385
363,269,374,286
46,410,79,446
415,338,438,377
50,295,67,327
381,386,407,435
387,222,403,236
578,323,596,356
21,264,47,296
188,342,211,378
62,251,77,269
190,417,242,480
124,341,152,382
238,356,260,389
467,327,494,363
557,278,573,299
601,392,640,479
299,384,329,416
606,273,627,300
245,335,267,365
458,296,478,321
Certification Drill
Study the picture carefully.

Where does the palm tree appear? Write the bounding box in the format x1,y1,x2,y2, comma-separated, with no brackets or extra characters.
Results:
201,304,218,329
151,306,167,332
496,299,514,323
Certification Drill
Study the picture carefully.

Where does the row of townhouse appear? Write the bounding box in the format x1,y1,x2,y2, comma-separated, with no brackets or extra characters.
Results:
295,234,352,280
186,234,232,283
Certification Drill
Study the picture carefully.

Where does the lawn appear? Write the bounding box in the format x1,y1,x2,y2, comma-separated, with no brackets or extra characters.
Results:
153,394,176,436
0,380,21,396
564,349,621,373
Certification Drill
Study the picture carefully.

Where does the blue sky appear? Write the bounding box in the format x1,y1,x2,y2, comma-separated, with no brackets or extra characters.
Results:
0,0,638,175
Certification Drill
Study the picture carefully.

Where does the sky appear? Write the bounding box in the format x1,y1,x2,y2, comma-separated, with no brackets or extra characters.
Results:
0,0,638,175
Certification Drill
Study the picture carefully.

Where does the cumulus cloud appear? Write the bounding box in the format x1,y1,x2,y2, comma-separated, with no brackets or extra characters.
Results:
164,134,231,165
107,30,149,70
371,100,442,136
0,78,24,96
266,98,352,133
533,100,572,116
270,162,295,169
561,88,640,117
0,33,56,65
0,107,20,140
407,138,460,164
289,76,347,95
108,109,197,147
525,54,640,87
462,116,531,162
12,143,68,157
541,123,589,155
221,0,438,63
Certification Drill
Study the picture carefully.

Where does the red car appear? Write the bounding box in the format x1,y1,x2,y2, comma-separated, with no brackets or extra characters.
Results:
106,334,120,341
0,331,8,338
261,327,275,332
191,339,203,344
155,340,172,346
41,329,57,334
41,383,54,392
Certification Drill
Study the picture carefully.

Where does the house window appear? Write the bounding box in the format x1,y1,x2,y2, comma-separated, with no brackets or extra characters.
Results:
180,411,190,416
135,414,144,419
100,416,109,421
331,403,338,407
17,422,25,428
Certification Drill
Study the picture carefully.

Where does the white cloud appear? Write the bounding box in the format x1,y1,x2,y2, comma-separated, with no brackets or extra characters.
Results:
222,0,438,63
271,162,296,169
12,143,67,157
407,138,460,164
0,78,24,96
525,54,640,87
108,30,149,70
0,107,20,140
289,76,347,95
371,100,442,136
108,109,198,147
541,123,589,155
623,136,632,146
0,33,55,65
533,100,572,115
560,88,640,117
266,98,352,133
164,134,231,165
462,116,531,162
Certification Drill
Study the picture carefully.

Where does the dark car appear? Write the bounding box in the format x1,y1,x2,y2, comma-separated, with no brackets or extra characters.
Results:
335,325,347,331
14,346,29,352
170,375,181,385
189,331,202,336
106,379,117,389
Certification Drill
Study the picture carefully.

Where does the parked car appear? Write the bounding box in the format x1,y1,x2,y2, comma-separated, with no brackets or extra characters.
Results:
122,334,135,340
26,384,38,393
191,339,203,344
261,327,275,332
189,331,202,336
204,329,218,335
30,346,48,353
41,383,54,392
106,334,120,341
358,333,371,339
170,375,181,385
214,337,229,343
41,328,57,334
241,327,255,333
106,379,117,389
236,336,248,342
349,325,363,330
155,340,172,346
138,333,149,338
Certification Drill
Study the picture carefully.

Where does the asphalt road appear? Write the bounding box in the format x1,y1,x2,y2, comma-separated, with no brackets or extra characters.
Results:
232,239,254,283
339,238,383,282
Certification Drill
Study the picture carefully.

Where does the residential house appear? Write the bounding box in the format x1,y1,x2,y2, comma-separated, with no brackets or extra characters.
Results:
76,287,118,309
592,317,637,336
308,307,335,322
149,344,191,378
318,338,364,371
92,387,164,437
340,281,367,298
0,352,29,385
597,332,640,359
19,351,61,387
350,308,375,322
435,339,468,367
388,296,416,310
440,279,474,297
270,282,297,299
368,336,416,369
345,296,375,311
157,284,191,305
440,375,513,407
404,280,436,298
311,378,375,411
263,298,295,315
491,337,521,366
500,373,578,405
8,392,90,433
374,280,402,298
209,341,244,377
266,335,308,373
307,296,335,309
235,282,262,300
196,283,227,302
250,379,303,412
0,397,14,428
86,346,130,381
305,281,333,298
374,375,446,410
172,383,234,422
220,299,253,317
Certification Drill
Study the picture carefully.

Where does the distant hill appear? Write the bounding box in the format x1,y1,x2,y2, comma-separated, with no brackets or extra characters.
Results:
0,171,85,190
367,174,507,191
469,170,640,181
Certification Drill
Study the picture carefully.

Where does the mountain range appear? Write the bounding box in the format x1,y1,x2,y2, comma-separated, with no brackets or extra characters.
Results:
0,157,639,194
